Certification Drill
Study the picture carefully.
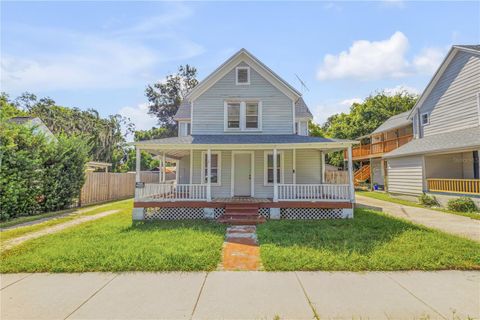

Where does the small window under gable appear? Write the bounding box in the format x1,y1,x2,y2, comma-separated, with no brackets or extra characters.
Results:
236,67,250,85
421,113,429,126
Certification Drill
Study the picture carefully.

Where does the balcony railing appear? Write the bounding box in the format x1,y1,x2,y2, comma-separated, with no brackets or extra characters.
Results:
427,179,480,195
345,134,413,160
277,184,351,201
135,183,207,201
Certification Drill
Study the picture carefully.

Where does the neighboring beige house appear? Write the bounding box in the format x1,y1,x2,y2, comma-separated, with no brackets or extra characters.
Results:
132,49,357,223
383,45,480,205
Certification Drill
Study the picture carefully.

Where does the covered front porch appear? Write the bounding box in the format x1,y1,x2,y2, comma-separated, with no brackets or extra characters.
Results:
132,135,357,221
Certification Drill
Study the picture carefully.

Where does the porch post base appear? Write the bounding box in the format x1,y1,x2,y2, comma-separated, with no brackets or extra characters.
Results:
342,208,354,219
132,208,145,221
203,208,215,219
270,208,281,220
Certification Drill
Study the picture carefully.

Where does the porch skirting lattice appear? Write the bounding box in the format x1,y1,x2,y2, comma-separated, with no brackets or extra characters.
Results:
280,208,343,219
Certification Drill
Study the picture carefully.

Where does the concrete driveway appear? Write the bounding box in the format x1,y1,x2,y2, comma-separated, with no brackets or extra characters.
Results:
1,271,479,319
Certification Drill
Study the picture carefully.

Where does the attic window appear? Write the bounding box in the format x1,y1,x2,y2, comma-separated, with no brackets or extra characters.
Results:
236,67,250,85
421,113,429,125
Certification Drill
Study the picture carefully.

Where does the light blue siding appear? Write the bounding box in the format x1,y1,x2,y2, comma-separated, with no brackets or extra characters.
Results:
192,62,294,135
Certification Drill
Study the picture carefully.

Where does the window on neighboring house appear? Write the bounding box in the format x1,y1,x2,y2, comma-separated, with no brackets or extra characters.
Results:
236,67,250,85
227,103,241,129
421,113,429,125
246,102,259,129
264,152,283,185
201,152,221,185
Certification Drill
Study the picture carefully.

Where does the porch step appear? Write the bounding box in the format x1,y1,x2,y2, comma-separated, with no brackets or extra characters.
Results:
218,215,266,225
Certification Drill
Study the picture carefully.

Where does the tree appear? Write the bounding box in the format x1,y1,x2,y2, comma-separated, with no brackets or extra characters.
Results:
311,90,418,166
145,65,198,136
134,127,168,141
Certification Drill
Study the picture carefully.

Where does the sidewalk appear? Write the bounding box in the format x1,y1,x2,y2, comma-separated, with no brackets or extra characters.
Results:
356,194,480,242
1,271,478,319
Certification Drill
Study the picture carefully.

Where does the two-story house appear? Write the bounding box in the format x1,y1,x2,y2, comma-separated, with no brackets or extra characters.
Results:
344,111,414,190
132,49,357,223
384,45,480,206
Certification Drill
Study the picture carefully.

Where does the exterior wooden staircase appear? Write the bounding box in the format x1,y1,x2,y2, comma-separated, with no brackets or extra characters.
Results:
218,203,266,225
354,165,371,186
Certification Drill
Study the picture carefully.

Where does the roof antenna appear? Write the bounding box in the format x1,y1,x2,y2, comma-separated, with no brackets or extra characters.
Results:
295,74,310,93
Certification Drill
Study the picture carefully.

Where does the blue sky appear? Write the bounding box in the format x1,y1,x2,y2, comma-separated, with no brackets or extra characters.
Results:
2,1,479,137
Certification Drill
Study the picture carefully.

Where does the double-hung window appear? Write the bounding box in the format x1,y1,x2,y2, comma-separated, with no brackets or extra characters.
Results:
225,101,262,131
236,67,250,85
246,102,259,129
201,152,221,185
226,103,241,129
264,151,283,185
421,113,429,126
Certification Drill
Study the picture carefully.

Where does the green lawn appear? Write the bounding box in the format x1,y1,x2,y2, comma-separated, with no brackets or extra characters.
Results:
357,191,480,220
257,208,480,271
0,202,225,273
0,199,133,244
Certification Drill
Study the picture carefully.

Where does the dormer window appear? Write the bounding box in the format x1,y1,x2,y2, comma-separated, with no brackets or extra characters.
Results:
236,67,250,85
421,113,429,126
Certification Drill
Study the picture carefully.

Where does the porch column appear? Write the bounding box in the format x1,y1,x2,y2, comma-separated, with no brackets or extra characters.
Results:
135,147,141,183
321,151,326,183
207,148,212,201
189,149,193,184
292,149,296,185
273,148,278,202
347,145,355,202
162,152,166,182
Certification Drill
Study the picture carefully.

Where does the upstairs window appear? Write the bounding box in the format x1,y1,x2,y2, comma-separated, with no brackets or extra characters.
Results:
227,103,241,129
246,102,259,129
421,113,429,126
295,122,299,135
236,67,250,85
186,123,191,135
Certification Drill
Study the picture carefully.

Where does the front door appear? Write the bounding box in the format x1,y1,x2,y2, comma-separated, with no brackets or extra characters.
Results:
234,153,251,196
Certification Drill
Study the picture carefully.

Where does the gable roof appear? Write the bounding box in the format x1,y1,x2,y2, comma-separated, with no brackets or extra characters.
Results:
185,48,302,102
371,111,411,135
407,45,480,119
174,97,313,121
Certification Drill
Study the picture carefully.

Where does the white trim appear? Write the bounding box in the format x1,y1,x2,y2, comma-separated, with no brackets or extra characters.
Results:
135,147,141,183
189,149,193,184
292,100,296,133
420,112,430,126
347,146,355,202
190,100,194,134
321,151,326,183
231,151,255,197
263,150,285,186
235,66,250,85
201,151,222,186
292,149,296,184
186,49,301,101
224,99,262,132
477,92,480,126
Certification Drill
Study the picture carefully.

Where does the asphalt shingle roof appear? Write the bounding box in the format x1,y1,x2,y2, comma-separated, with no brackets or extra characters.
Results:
383,126,480,158
135,134,354,146
371,111,412,135
454,45,480,52
174,97,313,120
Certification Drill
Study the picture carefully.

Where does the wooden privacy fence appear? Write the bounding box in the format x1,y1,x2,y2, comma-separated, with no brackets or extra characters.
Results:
324,171,349,184
79,171,162,206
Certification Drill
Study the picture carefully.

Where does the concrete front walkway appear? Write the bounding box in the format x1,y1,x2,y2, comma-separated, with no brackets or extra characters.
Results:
1,271,478,319
356,194,480,242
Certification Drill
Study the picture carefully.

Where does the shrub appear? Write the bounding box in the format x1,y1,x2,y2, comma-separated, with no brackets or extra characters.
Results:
447,197,478,213
0,121,89,220
418,193,439,207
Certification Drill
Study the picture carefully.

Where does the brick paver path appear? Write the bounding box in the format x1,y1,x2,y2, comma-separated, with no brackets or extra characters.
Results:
220,225,261,271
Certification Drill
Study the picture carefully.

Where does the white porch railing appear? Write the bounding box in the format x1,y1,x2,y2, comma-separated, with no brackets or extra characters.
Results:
277,184,351,201
135,182,207,201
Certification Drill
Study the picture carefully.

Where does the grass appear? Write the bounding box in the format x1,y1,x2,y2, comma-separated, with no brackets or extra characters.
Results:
0,208,77,229
0,201,225,272
357,191,480,220
0,199,132,244
257,208,480,271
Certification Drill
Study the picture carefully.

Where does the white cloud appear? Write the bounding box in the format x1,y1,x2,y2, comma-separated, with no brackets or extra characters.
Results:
383,85,420,96
413,47,445,74
119,103,158,141
340,98,363,106
1,3,204,92
317,32,446,81
312,97,363,124
317,31,410,80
